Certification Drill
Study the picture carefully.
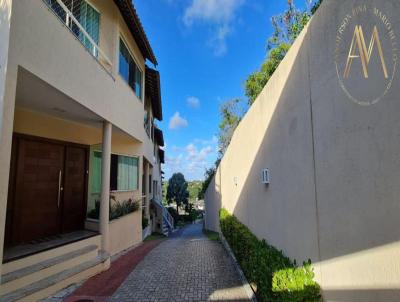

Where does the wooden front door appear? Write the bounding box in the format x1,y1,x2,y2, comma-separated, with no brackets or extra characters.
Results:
61,146,88,233
6,135,88,246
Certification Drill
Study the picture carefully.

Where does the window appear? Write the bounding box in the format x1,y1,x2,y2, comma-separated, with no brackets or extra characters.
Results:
153,180,157,199
91,151,139,192
45,0,100,57
79,1,100,57
119,38,143,100
149,175,152,194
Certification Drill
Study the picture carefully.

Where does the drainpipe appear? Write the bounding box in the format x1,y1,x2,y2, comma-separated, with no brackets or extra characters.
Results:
100,121,112,254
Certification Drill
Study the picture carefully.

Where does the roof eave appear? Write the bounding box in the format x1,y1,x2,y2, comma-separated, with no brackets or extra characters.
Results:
114,0,158,65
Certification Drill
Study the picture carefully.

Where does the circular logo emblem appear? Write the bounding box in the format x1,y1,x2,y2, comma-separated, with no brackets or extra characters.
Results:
334,5,398,106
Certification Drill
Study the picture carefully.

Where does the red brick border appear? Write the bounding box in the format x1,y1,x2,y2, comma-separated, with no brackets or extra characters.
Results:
64,239,165,301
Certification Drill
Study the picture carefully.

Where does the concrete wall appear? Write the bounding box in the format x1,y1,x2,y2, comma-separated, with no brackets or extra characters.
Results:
205,1,400,301
85,211,141,256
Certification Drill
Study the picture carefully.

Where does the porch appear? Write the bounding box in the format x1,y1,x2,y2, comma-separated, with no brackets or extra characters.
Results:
0,66,143,301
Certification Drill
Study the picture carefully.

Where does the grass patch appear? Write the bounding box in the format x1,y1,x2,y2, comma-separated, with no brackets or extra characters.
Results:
203,229,220,241
144,233,166,242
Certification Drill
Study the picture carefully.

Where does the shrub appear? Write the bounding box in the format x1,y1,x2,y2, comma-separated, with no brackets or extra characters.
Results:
87,198,140,221
142,216,149,229
167,207,179,226
219,208,321,302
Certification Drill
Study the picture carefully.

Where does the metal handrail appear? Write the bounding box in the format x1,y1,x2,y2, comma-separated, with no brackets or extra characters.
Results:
152,198,174,229
44,0,113,71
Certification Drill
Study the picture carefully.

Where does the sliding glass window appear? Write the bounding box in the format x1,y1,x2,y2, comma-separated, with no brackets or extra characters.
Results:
119,38,143,100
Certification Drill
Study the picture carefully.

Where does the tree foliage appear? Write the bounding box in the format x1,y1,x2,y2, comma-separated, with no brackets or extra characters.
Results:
166,173,189,212
187,181,202,201
198,167,217,200
218,99,247,157
245,0,323,104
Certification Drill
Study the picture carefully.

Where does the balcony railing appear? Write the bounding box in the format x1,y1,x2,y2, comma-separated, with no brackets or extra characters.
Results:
43,0,113,75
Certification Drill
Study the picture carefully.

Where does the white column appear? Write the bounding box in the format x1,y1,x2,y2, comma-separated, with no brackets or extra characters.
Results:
0,0,12,141
144,161,150,218
0,0,14,282
100,121,112,253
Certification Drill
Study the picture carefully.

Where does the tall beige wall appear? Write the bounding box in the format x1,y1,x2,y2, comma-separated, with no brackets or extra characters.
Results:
205,1,400,300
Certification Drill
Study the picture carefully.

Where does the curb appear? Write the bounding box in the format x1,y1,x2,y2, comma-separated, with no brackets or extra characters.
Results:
219,233,258,302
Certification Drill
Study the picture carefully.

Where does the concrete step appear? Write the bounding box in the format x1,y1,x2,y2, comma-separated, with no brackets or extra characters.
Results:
2,235,101,275
1,245,98,295
0,252,109,302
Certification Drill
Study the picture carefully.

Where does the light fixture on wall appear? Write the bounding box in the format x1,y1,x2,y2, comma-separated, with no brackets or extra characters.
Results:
262,169,270,185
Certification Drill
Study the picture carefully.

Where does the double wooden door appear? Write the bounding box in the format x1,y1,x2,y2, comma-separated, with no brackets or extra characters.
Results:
5,135,89,247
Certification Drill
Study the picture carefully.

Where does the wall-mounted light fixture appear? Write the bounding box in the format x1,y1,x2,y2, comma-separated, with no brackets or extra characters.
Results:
262,169,270,185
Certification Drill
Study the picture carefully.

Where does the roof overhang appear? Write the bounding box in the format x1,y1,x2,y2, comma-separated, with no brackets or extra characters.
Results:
154,128,164,147
114,0,157,65
158,148,165,164
146,66,162,121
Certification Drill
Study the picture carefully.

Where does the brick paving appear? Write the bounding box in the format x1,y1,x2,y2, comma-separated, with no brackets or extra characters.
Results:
61,239,165,302
110,223,250,302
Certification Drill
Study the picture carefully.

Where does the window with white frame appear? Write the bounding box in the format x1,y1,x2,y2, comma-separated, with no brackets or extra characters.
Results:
45,0,100,57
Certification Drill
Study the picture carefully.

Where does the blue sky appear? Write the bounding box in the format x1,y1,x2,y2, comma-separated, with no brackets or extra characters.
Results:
133,0,307,181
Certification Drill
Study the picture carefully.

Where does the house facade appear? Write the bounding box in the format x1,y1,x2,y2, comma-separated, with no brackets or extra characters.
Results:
0,0,171,300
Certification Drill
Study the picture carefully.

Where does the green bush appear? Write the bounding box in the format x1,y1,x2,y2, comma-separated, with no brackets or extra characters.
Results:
87,198,140,221
219,208,321,302
142,216,149,229
167,207,179,226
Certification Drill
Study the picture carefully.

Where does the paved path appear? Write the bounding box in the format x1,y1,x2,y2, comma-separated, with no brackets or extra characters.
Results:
110,223,250,302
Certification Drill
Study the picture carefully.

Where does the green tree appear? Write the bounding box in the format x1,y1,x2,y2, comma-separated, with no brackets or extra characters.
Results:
198,167,216,200
166,173,189,212
218,99,247,156
245,0,323,104
245,43,291,104
187,181,202,201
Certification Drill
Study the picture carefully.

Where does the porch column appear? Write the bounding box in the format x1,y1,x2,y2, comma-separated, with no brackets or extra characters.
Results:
144,161,150,218
0,0,12,141
0,0,14,282
100,121,112,253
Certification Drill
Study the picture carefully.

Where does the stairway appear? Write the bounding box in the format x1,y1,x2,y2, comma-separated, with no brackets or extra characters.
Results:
0,235,109,302
161,218,170,236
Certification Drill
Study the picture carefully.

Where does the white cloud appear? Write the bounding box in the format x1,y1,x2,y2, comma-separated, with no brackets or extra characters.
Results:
187,96,200,108
169,112,188,130
209,24,230,56
164,136,218,180
183,0,245,56
183,0,244,25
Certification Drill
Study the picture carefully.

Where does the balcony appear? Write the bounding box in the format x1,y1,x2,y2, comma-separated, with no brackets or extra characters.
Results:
43,0,113,75
9,0,147,142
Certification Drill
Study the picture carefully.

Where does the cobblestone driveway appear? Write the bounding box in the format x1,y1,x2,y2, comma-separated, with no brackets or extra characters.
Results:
110,223,250,302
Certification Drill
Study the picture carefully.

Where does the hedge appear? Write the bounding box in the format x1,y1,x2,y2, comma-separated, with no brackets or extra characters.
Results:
219,208,321,302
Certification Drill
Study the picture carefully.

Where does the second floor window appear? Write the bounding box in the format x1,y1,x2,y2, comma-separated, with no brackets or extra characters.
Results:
119,38,143,100
79,1,100,57
45,0,100,57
